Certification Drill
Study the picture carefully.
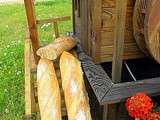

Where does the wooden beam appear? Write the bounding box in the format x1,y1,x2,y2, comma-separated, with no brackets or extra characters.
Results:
112,0,128,83
36,16,71,24
101,77,160,105
77,45,113,102
24,0,40,64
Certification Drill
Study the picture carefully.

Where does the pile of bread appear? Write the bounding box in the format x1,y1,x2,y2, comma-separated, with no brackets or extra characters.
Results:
36,36,92,120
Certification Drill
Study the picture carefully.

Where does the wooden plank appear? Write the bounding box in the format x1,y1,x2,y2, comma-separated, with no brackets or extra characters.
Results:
36,16,71,24
53,21,59,38
24,0,40,64
99,54,144,63
103,105,108,120
100,43,143,56
24,31,32,116
24,31,39,117
102,7,133,28
101,28,134,46
112,0,128,83
101,77,160,104
90,0,102,62
80,0,89,53
77,46,113,102
102,0,135,8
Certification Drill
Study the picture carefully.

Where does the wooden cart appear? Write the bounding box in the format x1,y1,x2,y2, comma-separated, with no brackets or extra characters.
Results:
24,0,160,120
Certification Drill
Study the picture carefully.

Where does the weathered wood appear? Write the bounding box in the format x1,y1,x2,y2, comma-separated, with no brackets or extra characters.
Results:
79,0,89,54
144,0,160,63
133,0,148,54
101,28,134,46
77,45,113,102
102,0,135,8
73,0,144,63
25,31,32,116
36,16,71,24
101,77,160,105
25,31,38,118
102,7,133,28
53,21,59,38
90,0,102,62
24,0,40,64
112,0,128,83
103,105,108,120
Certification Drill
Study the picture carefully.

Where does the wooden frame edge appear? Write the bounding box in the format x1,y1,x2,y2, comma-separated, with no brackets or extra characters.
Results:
101,77,160,105
77,45,160,105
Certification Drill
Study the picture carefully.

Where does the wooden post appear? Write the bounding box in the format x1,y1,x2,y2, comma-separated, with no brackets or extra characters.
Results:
109,0,127,120
112,0,128,83
72,0,76,34
53,21,59,38
24,0,40,64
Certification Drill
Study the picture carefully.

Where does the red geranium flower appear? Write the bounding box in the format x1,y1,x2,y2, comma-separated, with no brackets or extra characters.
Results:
125,92,153,120
144,112,160,120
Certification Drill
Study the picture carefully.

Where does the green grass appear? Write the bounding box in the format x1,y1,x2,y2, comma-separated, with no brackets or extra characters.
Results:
0,1,72,119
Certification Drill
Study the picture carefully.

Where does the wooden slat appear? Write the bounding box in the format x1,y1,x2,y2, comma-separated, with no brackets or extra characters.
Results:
101,77,160,104
25,31,39,116
112,0,128,83
100,43,143,56
25,31,32,115
80,0,89,53
102,0,135,8
90,0,102,62
24,0,40,64
102,7,133,28
101,28,134,46
36,16,71,24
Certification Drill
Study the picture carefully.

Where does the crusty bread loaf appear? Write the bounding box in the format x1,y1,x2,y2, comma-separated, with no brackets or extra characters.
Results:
60,51,92,120
37,58,62,120
37,36,76,60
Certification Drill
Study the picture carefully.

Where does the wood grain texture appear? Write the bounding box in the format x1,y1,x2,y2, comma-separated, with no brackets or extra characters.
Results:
25,31,32,116
101,77,160,104
53,21,59,38
24,0,40,64
80,0,89,53
112,0,127,83
133,0,148,54
25,32,39,118
144,0,160,63
90,0,102,63
73,0,143,63
77,45,113,102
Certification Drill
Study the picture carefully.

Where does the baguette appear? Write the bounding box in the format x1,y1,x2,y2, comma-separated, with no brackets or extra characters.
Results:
60,51,92,120
37,36,76,60
37,58,61,120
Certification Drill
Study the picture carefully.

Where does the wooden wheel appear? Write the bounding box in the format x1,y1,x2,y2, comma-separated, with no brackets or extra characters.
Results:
144,0,160,63
133,0,148,54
